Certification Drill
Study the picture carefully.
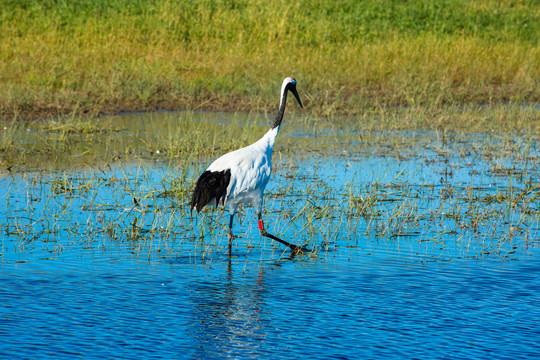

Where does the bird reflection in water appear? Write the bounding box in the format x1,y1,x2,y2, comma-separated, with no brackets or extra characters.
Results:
189,259,269,359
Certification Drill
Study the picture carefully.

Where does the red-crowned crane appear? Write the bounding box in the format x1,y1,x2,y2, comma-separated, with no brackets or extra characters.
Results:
191,77,304,256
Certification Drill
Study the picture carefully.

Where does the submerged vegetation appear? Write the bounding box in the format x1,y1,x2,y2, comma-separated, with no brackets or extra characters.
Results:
0,1,539,264
1,111,539,263
1,0,539,119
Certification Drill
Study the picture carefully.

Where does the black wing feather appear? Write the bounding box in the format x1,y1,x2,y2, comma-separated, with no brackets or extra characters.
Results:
190,169,231,212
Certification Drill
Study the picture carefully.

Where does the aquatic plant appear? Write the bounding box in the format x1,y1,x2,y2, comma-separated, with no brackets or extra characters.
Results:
1,110,540,264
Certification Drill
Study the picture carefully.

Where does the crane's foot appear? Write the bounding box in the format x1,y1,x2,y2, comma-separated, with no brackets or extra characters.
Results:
258,216,311,255
260,228,311,255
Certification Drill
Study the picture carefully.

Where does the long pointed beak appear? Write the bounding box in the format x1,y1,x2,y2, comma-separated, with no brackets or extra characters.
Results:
292,88,303,109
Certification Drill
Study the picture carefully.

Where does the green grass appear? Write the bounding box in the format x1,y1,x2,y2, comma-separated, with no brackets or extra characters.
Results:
1,0,539,119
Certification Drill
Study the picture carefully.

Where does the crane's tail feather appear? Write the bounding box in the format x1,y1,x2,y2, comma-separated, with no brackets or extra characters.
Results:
190,169,231,212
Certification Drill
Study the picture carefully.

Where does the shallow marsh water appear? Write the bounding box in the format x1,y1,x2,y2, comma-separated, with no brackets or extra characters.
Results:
1,111,540,359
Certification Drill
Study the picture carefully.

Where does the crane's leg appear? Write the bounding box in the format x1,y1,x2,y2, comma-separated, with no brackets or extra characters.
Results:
257,213,308,254
228,214,234,256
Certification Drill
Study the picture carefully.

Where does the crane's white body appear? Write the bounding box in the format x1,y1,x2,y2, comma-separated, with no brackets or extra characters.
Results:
191,77,302,257
206,125,280,215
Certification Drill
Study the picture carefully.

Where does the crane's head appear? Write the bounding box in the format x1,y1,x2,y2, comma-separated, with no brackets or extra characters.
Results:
282,77,303,109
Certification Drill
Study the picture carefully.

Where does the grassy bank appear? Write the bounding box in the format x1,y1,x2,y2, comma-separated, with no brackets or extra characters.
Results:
1,0,539,119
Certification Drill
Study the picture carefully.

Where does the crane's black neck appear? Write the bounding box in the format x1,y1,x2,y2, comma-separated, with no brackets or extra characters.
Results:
271,88,288,129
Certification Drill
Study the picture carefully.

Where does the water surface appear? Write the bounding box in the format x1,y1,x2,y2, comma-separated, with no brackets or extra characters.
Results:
1,111,539,359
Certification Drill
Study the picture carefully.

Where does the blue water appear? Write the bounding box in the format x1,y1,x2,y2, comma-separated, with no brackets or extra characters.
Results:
2,114,540,358
2,254,540,359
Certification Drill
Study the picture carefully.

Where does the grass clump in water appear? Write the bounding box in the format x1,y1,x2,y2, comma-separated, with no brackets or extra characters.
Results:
1,108,540,263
